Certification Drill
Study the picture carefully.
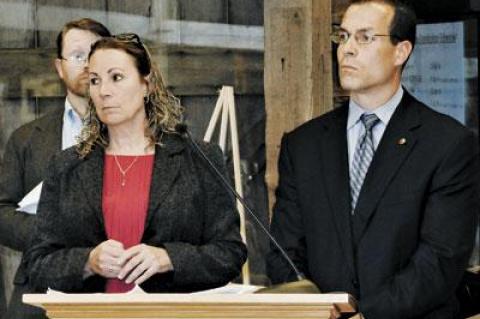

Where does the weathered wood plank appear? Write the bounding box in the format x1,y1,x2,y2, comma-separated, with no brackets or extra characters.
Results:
264,0,332,216
177,0,227,23
152,20,263,51
265,1,310,215
106,0,151,35
165,47,263,96
106,0,152,15
36,0,108,48
228,0,264,26
312,0,333,117
0,47,262,98
0,0,35,49
0,48,62,98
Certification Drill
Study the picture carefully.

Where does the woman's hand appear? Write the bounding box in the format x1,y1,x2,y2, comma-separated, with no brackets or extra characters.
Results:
87,239,125,278
117,244,173,285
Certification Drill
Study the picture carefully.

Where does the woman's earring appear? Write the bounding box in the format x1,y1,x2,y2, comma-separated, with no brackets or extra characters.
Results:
144,93,150,104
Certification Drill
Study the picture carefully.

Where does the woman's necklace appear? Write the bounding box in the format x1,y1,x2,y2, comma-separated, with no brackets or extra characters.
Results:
113,155,139,187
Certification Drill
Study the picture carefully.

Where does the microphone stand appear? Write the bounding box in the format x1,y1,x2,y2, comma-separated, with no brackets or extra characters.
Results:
177,125,319,294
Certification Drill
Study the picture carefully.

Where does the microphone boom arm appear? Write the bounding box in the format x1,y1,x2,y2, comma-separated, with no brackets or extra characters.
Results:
180,127,305,282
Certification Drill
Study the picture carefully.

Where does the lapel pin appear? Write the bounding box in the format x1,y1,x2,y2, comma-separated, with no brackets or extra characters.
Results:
397,138,407,145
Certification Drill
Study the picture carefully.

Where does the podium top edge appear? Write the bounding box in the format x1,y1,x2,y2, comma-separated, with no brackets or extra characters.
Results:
23,293,354,306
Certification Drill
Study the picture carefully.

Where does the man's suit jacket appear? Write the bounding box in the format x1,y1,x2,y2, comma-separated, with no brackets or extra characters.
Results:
267,91,479,319
0,111,63,319
25,134,246,295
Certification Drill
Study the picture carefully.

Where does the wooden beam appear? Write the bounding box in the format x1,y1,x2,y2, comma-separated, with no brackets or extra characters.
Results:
165,47,264,95
312,0,334,117
264,0,332,217
0,47,263,98
154,20,264,51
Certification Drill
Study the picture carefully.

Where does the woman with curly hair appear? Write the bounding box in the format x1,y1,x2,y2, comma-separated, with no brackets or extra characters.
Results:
26,34,247,296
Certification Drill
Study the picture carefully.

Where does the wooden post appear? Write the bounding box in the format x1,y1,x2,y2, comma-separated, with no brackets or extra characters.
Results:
264,0,333,217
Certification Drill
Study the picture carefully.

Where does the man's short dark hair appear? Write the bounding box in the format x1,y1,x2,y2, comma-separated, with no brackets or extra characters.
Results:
56,18,111,58
348,0,417,49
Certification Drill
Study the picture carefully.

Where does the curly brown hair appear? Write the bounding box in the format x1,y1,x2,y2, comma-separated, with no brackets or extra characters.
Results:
77,34,183,157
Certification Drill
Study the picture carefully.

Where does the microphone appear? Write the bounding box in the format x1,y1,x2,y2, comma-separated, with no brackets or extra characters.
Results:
175,124,319,293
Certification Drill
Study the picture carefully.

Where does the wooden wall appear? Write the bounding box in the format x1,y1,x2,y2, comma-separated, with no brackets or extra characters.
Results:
264,0,343,216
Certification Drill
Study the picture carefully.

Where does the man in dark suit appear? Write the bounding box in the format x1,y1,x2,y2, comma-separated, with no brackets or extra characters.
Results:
267,1,479,318
0,18,110,318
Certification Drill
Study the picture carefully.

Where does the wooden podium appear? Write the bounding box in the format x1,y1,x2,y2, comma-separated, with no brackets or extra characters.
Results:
24,293,356,318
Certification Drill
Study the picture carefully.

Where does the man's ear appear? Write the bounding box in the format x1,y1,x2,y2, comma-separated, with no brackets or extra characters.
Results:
55,58,64,80
394,40,413,67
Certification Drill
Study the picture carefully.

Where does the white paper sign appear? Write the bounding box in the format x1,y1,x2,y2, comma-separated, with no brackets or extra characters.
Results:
403,22,466,124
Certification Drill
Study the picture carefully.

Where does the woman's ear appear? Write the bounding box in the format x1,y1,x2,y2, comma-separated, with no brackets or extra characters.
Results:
144,73,153,95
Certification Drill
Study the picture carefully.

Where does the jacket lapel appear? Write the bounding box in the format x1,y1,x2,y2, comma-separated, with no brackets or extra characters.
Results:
75,135,186,233
352,92,420,241
320,105,356,276
144,135,185,228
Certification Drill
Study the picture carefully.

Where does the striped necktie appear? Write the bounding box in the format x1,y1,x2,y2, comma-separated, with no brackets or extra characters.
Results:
350,113,380,213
